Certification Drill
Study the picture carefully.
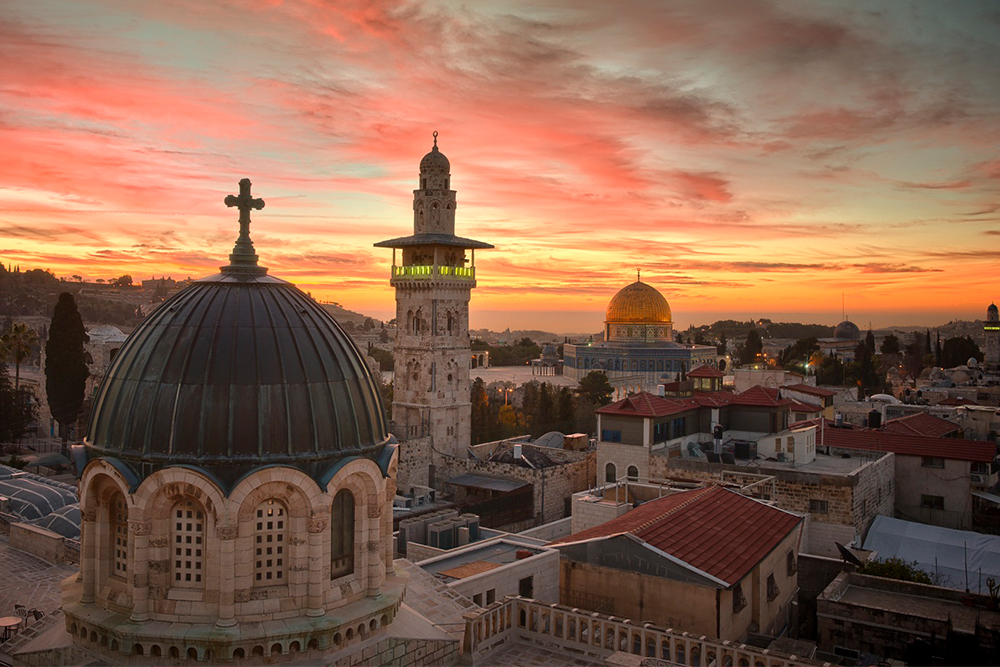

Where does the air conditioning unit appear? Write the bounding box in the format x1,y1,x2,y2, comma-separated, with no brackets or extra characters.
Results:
971,473,990,487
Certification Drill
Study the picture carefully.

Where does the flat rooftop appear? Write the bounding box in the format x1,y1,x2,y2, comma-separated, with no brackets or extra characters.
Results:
835,582,1000,635
421,541,544,583
657,450,885,477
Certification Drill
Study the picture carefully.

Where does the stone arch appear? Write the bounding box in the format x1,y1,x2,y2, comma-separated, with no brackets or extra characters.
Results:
231,468,323,522
325,460,385,595
79,465,134,600
605,462,616,483
134,467,224,524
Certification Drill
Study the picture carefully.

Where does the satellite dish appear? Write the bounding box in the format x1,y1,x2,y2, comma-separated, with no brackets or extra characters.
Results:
836,542,863,567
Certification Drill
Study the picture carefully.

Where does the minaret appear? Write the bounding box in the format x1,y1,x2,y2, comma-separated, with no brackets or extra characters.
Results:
985,303,999,368
375,133,493,459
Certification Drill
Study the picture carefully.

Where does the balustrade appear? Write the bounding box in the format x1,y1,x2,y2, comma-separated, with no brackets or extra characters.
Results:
463,596,830,667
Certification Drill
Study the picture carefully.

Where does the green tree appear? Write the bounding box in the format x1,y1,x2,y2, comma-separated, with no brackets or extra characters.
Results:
556,387,575,433
865,329,875,356
717,332,728,355
880,334,900,355
739,329,763,365
45,293,89,454
470,378,491,444
578,371,614,406
941,336,984,368
816,354,845,385
363,317,376,331
0,364,37,442
782,337,819,367
378,328,390,344
534,383,554,437
2,322,38,390
367,346,394,372
113,274,132,287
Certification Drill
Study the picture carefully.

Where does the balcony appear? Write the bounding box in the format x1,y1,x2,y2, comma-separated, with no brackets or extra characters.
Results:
391,265,475,280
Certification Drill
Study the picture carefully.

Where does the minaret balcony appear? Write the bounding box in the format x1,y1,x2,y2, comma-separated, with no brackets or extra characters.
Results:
391,265,475,281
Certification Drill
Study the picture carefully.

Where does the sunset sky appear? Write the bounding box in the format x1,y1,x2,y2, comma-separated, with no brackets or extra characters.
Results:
2,0,999,333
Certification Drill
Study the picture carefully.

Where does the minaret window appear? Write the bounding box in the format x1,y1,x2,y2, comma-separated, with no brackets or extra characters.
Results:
172,498,205,588
421,178,426,189
447,312,454,334
254,500,286,586
111,492,128,578
331,490,355,579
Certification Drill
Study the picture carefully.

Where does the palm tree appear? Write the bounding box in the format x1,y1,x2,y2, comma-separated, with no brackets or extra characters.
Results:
3,322,39,390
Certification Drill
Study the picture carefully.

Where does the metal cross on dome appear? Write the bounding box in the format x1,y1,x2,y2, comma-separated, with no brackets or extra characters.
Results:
225,178,265,236
222,178,267,274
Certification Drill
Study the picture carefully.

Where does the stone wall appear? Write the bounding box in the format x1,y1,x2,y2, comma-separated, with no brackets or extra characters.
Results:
570,492,632,534
396,436,432,491
597,441,649,483
435,446,596,526
817,571,1000,663
7,521,79,565
652,452,895,550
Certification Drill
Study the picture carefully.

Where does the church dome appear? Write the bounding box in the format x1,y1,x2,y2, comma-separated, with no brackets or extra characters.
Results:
85,186,389,489
833,320,861,340
989,303,998,321
419,132,450,174
606,280,672,324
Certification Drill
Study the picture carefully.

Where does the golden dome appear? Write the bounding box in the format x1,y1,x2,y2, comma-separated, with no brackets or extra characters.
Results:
606,280,672,324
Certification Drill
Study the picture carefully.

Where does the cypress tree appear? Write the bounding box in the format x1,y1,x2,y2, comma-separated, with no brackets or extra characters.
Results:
45,293,89,455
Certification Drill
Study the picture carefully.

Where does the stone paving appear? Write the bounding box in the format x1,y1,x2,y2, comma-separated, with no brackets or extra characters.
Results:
0,535,75,619
478,641,604,666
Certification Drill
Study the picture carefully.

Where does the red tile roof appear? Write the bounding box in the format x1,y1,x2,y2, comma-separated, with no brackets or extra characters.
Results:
782,384,837,398
938,397,978,407
794,418,996,463
882,413,960,438
688,364,725,379
731,385,791,408
787,399,823,413
596,391,726,418
551,486,801,586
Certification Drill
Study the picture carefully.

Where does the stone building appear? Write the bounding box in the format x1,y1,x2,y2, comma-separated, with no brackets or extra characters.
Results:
61,179,409,664
375,133,492,462
551,485,804,642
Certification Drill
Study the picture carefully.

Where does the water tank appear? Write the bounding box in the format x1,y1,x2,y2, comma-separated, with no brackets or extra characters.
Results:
867,409,882,429
835,412,844,427
513,443,523,459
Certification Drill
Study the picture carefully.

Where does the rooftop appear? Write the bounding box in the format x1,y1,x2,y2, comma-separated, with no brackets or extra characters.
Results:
420,539,546,583
782,384,837,398
882,412,960,438
792,418,996,463
551,486,801,586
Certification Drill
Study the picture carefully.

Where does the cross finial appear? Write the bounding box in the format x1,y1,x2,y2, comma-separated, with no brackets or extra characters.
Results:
433,130,438,148
637,268,641,282
221,178,267,275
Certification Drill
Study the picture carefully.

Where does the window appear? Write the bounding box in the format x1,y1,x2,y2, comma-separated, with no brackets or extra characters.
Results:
331,490,355,579
601,429,621,443
809,499,829,513
921,456,945,469
486,589,495,604
473,593,483,607
766,574,779,602
732,583,747,613
172,498,205,588
653,422,669,443
254,500,286,586
971,461,990,474
112,492,128,578
605,463,617,483
786,550,797,576
627,466,639,481
920,494,944,510
519,576,534,598
671,417,685,439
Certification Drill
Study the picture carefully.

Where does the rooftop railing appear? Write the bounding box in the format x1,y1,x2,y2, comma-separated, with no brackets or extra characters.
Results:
463,596,830,667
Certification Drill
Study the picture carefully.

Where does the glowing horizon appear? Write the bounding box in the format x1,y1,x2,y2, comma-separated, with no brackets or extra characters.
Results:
2,1,999,334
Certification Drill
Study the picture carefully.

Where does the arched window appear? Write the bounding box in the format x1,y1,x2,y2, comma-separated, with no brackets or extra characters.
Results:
605,463,616,484
331,490,355,579
172,498,205,588
627,466,638,481
111,491,128,578
447,312,454,334
255,500,286,586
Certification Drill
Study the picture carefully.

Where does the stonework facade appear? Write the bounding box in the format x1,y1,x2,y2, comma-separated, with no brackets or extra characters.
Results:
376,138,492,464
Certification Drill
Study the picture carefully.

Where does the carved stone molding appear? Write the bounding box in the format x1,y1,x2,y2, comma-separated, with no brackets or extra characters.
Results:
366,540,381,554
128,520,151,536
339,582,353,598
367,504,382,519
307,517,328,533
149,538,169,549
82,508,97,522
217,524,238,540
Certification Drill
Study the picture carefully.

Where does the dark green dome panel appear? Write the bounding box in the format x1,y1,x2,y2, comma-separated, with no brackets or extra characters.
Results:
86,272,388,487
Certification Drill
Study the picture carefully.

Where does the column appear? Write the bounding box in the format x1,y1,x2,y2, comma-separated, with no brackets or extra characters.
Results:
216,522,238,627
80,507,97,604
129,520,151,622
306,516,327,617
366,502,383,598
